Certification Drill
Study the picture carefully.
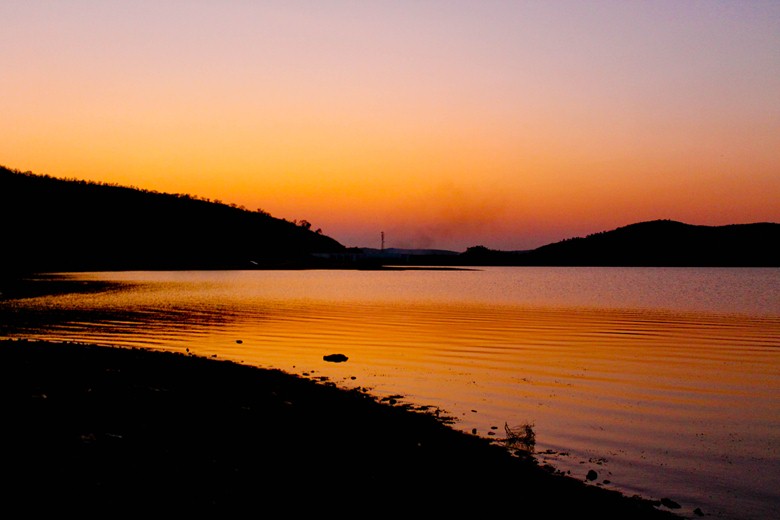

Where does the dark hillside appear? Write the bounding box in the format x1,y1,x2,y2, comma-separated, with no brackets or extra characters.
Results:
1,166,345,274
518,220,780,267
453,220,780,267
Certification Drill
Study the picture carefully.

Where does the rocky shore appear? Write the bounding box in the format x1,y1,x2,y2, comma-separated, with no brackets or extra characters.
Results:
1,339,685,517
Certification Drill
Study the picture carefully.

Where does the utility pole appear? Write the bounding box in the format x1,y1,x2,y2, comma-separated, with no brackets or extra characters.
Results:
381,231,385,252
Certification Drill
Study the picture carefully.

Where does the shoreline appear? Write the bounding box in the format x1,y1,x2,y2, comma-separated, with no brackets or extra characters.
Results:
1,338,684,517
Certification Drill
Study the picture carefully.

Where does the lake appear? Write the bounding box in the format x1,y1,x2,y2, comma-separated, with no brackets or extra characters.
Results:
1,267,778,520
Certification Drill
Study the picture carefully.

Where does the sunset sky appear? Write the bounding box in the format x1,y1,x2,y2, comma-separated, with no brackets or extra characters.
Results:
3,1,779,251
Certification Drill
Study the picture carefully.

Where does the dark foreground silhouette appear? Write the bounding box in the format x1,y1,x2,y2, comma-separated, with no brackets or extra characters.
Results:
1,339,683,517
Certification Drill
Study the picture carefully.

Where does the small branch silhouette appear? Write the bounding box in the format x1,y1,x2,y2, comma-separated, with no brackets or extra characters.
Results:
502,421,536,452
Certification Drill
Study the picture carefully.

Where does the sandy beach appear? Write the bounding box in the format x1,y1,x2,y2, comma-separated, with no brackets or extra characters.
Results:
0,338,686,517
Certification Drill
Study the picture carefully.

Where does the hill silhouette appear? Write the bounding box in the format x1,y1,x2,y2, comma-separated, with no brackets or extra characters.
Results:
4,166,777,271
457,220,780,267
1,166,345,274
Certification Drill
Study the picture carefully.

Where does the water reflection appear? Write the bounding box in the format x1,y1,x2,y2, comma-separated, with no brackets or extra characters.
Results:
1,268,779,520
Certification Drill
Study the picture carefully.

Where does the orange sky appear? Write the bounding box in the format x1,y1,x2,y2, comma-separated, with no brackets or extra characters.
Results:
3,1,779,251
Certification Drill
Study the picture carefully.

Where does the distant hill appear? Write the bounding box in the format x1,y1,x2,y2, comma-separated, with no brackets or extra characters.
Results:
359,248,460,257
1,166,345,274
458,220,780,267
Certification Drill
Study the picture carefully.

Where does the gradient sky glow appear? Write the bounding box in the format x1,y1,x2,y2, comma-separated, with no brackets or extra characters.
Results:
3,1,779,251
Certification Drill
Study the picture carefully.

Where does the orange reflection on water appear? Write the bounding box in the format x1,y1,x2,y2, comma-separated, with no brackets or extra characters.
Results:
3,269,779,520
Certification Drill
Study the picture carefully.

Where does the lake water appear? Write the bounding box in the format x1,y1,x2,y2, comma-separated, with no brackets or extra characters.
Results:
2,267,779,520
